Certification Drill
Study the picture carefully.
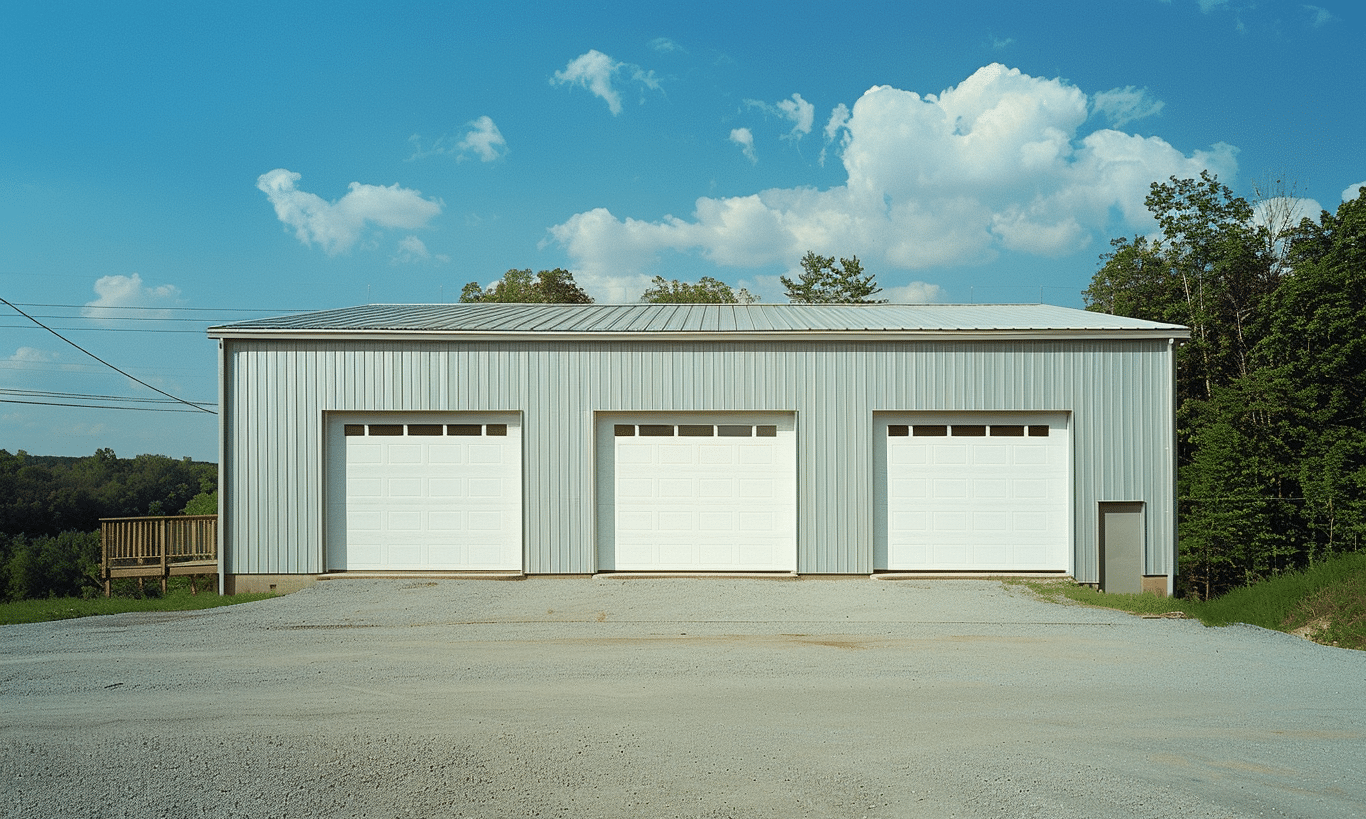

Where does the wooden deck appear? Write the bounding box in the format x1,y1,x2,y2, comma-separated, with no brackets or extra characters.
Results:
100,515,218,596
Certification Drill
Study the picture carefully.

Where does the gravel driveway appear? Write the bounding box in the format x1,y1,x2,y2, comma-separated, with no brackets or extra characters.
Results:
2,577,1363,819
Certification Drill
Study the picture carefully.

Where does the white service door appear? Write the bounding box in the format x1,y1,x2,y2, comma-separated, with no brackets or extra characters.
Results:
883,414,1069,571
327,415,521,571
606,417,796,571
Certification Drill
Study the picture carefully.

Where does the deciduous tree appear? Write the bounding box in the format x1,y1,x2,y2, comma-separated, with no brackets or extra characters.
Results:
639,276,756,304
460,268,593,303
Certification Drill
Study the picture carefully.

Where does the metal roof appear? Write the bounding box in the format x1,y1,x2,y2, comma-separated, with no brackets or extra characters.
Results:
208,303,1188,340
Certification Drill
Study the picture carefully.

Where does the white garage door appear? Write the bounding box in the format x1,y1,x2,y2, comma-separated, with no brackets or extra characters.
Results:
599,415,796,572
326,414,521,571
880,413,1069,572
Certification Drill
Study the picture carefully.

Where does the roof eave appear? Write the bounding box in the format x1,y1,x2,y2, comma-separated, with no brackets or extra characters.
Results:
207,328,1192,342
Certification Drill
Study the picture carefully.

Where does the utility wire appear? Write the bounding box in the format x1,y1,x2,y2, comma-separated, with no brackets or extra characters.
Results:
0,398,215,413
0,297,216,415
10,302,314,313
0,387,214,406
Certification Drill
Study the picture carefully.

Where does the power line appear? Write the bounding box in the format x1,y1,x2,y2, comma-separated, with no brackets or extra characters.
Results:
0,324,210,334
0,297,216,415
0,398,215,414
0,387,214,406
9,302,315,313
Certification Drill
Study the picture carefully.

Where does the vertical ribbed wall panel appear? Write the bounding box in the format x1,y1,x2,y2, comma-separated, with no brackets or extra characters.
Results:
222,337,1176,581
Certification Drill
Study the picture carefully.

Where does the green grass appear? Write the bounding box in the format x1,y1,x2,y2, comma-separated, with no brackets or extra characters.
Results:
1010,551,1366,651
0,588,277,625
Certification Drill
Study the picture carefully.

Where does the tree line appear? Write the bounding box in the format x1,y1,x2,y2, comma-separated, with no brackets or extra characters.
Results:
1086,174,1366,598
459,251,885,305
0,449,215,600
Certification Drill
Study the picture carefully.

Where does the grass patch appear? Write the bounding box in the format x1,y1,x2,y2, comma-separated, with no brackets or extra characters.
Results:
1009,551,1366,651
0,588,276,626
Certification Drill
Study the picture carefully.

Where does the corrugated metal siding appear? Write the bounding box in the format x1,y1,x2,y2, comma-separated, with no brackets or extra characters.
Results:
221,337,1176,581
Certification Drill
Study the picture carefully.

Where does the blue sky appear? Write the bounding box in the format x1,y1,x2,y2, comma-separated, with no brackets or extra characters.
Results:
2,0,1362,462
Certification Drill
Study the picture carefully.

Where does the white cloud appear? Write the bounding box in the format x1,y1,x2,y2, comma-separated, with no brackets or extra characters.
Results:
1092,86,1165,127
777,93,815,141
730,128,757,163
820,103,851,166
410,116,508,162
883,281,945,303
823,103,851,143
390,235,451,266
257,169,442,255
9,346,59,364
1343,182,1364,201
81,273,181,322
1198,0,1229,11
551,49,661,115
746,93,816,141
1303,5,1336,26
649,37,685,53
549,64,1238,297
456,116,507,162
1252,196,1324,235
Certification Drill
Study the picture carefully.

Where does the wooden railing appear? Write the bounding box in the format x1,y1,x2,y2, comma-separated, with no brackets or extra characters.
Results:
100,515,218,596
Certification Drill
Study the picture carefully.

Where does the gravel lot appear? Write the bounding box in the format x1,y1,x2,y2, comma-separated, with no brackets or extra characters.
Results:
2,577,1363,819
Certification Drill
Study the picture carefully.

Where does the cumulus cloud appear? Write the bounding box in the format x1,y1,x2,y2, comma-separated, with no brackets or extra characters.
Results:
649,37,685,53
548,64,1238,294
883,281,945,303
1092,86,1165,127
409,116,508,162
552,49,661,115
8,346,60,364
457,116,508,162
820,103,852,166
730,128,757,163
390,235,451,266
746,93,816,141
1253,196,1324,235
81,273,181,323
257,169,442,255
1343,182,1365,201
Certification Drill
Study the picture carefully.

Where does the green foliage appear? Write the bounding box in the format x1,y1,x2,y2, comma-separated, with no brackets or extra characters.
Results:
181,490,218,516
781,252,885,304
1,531,101,601
460,268,593,303
639,276,757,304
1013,551,1366,650
1087,175,1366,598
0,449,217,602
0,586,277,625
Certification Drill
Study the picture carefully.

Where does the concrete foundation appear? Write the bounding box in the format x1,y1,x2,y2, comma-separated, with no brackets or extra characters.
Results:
1141,575,1170,597
224,574,319,595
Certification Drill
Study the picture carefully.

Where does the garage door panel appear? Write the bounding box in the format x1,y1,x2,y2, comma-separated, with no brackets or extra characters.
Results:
328,415,521,572
698,446,734,464
608,417,795,572
388,478,423,497
349,444,382,464
348,477,382,498
428,478,465,497
427,445,465,464
388,445,423,464
884,414,1069,571
659,479,695,498
658,445,695,465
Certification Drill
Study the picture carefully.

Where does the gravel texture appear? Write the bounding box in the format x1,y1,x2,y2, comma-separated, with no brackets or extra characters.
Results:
2,577,1363,819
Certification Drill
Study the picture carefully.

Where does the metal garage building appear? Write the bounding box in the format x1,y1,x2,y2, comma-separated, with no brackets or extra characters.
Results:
209,303,1187,594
